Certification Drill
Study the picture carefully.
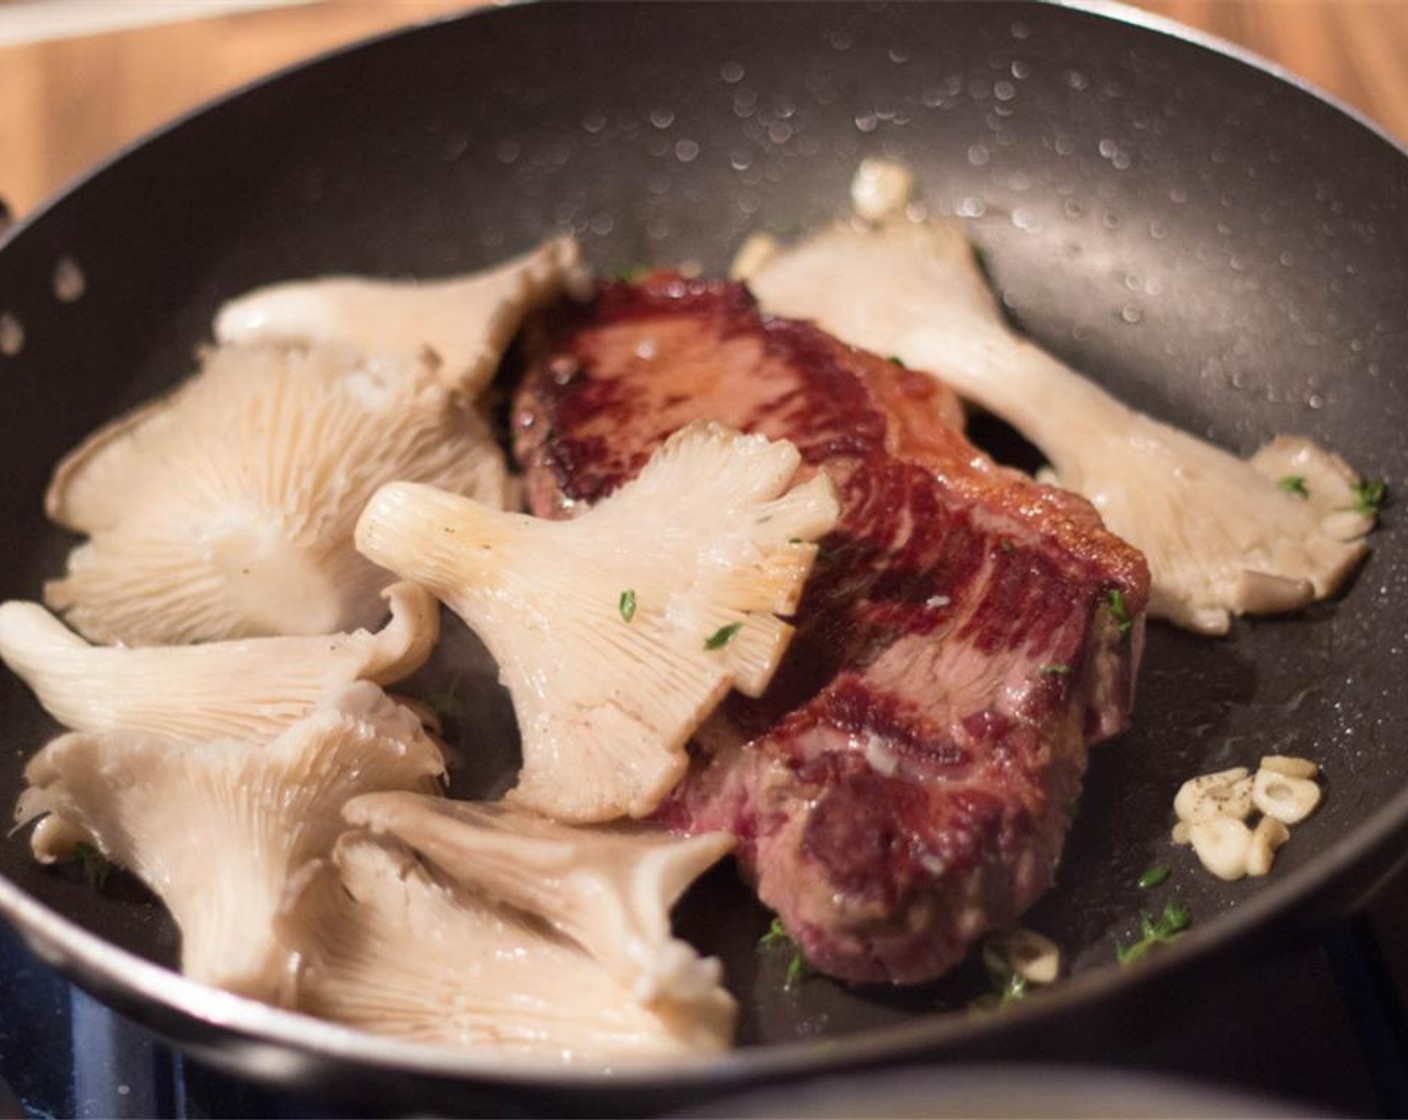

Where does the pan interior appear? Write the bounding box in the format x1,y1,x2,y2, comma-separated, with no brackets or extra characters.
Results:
1,0,1406,1088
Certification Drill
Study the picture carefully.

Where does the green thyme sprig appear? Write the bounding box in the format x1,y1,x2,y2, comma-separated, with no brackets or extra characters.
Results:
1117,898,1190,966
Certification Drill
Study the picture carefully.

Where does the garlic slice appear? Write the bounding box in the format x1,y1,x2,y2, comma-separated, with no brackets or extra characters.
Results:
1259,754,1319,780
983,927,1061,985
1173,767,1253,823
1188,816,1254,881
1246,816,1291,877
1252,769,1322,825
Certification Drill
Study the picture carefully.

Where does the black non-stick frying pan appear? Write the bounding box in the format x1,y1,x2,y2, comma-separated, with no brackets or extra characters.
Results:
2,1,1407,1114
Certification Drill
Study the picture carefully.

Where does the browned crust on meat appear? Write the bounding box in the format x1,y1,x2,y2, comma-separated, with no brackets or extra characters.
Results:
512,273,1149,983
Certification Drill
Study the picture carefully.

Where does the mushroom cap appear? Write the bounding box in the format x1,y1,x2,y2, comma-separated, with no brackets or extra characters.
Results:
343,791,736,1018
0,582,438,745
215,236,589,397
44,341,508,646
354,420,840,822
747,214,1371,635
19,682,445,999
276,832,732,1060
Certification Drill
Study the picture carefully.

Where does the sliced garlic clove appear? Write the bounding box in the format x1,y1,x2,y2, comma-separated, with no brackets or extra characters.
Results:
1252,769,1322,825
1258,755,1319,780
1246,816,1291,877
983,927,1061,986
849,158,914,224
1173,767,1253,823
1188,816,1253,881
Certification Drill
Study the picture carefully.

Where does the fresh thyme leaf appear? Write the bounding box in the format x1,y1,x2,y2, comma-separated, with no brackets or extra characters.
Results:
1105,588,1133,635
75,842,111,891
609,264,650,282
1278,475,1309,498
1118,898,1191,965
998,537,1015,554
704,621,743,650
889,355,908,368
970,955,1030,1012
758,916,790,950
1162,897,1191,933
1350,478,1387,515
1137,864,1171,889
1039,663,1072,676
758,916,807,988
618,588,637,623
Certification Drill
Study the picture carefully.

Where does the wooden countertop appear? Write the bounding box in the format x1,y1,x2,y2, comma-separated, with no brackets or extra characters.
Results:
0,0,1405,220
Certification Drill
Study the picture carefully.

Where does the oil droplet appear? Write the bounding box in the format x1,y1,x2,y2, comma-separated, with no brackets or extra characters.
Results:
495,140,520,164
53,257,85,303
1064,69,1089,91
955,197,986,218
888,46,910,64
649,107,675,130
581,111,606,134
1011,20,1031,39
855,111,879,133
967,144,990,167
1011,59,1031,80
829,29,853,51
1120,304,1144,324
674,138,700,163
993,80,1016,102
767,120,793,145
1062,198,1084,219
1169,185,1188,204
1054,135,1075,157
720,61,745,84
0,313,23,357
1148,219,1168,240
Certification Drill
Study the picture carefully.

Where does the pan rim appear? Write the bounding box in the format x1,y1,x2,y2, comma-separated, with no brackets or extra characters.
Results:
2,0,1408,1095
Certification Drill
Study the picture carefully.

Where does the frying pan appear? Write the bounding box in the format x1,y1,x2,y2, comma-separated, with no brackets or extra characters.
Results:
2,1,1407,1113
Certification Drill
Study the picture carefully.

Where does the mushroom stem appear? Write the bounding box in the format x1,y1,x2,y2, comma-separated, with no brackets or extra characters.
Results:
747,215,1374,635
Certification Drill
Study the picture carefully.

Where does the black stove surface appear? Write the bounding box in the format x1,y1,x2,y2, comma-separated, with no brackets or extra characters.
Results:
3,879,1406,1119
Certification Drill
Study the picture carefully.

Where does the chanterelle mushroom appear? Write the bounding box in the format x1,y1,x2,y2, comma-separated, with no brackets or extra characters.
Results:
354,420,840,822
0,582,437,746
44,339,508,646
343,791,736,1022
16,683,445,999
277,832,733,1060
215,236,589,397
747,209,1373,635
